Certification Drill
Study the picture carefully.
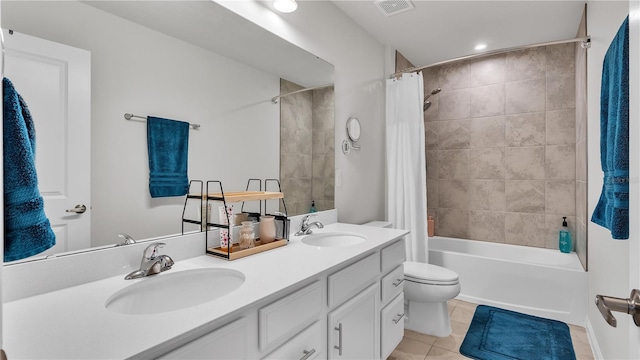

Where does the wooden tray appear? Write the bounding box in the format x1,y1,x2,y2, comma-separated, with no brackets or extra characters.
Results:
207,238,287,260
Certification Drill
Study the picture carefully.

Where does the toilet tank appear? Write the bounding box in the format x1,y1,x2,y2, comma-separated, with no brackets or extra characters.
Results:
362,221,393,228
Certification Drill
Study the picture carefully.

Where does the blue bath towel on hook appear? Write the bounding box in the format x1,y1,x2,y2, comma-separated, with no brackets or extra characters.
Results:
3,77,56,262
591,16,629,239
147,116,189,198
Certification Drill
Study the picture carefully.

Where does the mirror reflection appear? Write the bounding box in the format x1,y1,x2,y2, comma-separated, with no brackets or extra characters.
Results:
2,0,334,263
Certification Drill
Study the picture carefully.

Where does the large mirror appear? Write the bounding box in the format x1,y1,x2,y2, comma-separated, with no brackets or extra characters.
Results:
2,0,334,263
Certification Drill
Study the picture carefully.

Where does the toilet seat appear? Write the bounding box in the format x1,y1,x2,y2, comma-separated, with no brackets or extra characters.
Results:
404,261,459,286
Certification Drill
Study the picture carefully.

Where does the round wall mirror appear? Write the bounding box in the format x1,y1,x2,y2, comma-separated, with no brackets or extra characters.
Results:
346,117,361,143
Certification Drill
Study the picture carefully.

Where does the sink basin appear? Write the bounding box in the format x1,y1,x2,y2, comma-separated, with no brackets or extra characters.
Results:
105,268,245,315
301,232,366,247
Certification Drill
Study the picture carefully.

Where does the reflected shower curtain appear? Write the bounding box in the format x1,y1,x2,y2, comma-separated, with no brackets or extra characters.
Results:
386,73,428,262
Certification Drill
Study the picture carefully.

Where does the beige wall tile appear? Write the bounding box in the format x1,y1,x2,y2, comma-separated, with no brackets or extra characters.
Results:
545,180,576,215
546,43,576,77
469,180,505,211
505,212,546,247
425,121,439,149
468,148,505,179
470,116,505,148
506,78,546,114
505,146,545,179
427,178,439,209
438,120,471,149
425,95,439,122
545,214,576,249
439,61,470,91
312,130,325,156
423,67,440,89
576,180,587,224
470,84,506,118
505,112,546,146
470,54,506,87
546,75,576,110
506,180,545,213
546,108,576,145
546,145,576,180
576,140,587,182
426,150,438,179
469,210,505,242
576,220,587,270
437,150,469,179
438,180,469,209
436,208,469,238
506,47,546,81
439,89,471,120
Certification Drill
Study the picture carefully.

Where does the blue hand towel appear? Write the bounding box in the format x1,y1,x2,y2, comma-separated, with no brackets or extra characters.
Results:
591,16,629,240
147,116,189,198
3,77,56,261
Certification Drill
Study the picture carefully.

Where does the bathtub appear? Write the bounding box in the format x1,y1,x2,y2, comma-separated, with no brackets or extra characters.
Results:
428,236,588,326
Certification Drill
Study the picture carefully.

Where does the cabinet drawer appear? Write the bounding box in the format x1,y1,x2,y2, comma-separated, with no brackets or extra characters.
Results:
381,293,405,360
328,253,379,307
262,321,322,360
381,239,405,274
259,281,322,351
381,264,404,304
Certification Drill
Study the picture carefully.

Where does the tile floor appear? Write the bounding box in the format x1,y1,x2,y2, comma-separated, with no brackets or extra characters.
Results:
388,299,595,360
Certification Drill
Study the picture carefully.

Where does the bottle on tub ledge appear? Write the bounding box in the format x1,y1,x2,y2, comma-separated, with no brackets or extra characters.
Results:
427,216,435,237
558,217,573,253
309,200,317,213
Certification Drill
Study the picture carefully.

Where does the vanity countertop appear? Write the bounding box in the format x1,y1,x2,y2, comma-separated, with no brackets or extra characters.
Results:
3,223,408,359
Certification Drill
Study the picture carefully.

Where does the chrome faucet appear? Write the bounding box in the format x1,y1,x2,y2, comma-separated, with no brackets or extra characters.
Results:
295,214,324,236
117,233,136,246
124,242,174,280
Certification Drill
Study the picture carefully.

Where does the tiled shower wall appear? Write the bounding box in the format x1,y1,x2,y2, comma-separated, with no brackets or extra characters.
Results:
424,43,580,249
280,79,335,216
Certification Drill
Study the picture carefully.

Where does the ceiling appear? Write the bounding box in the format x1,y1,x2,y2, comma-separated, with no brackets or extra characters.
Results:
331,1,587,69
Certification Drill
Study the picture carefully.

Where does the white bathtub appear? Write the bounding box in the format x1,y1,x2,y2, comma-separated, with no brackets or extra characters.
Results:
428,236,588,326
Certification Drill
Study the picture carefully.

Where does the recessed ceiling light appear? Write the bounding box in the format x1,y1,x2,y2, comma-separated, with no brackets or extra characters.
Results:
474,43,488,51
273,0,298,13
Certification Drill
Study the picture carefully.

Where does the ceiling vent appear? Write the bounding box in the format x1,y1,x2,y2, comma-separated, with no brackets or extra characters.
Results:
374,0,414,17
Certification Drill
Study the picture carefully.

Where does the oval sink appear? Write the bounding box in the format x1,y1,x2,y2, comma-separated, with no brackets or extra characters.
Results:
105,268,245,315
301,232,366,247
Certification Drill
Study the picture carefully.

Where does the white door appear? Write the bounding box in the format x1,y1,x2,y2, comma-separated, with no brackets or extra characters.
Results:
3,30,91,258
628,3,640,358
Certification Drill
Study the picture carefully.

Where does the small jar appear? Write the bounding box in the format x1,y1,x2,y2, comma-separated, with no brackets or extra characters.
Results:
259,216,277,244
239,221,255,249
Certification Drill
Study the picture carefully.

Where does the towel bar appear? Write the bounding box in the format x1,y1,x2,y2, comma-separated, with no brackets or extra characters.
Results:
124,113,200,130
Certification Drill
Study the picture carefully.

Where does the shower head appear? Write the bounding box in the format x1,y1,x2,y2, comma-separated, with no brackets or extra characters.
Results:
423,101,432,111
424,87,442,102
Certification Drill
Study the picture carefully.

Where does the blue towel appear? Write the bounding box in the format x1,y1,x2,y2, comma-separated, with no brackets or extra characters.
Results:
147,116,189,198
3,77,56,261
591,16,629,240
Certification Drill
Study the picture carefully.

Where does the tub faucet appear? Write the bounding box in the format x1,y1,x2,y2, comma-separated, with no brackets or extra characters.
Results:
124,242,174,280
295,214,324,236
117,233,136,246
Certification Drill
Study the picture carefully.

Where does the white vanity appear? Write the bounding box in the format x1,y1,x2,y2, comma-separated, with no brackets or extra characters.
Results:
3,219,408,359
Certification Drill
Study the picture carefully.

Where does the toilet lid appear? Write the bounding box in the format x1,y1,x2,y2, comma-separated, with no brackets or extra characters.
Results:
404,261,459,285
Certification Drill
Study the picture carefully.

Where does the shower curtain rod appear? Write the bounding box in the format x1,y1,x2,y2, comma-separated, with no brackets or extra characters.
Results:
124,113,201,130
271,84,334,104
391,36,591,78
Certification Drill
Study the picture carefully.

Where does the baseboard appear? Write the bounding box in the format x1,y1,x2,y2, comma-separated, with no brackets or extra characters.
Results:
585,317,604,360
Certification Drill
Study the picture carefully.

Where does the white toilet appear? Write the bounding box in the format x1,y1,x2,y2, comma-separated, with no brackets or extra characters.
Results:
363,221,461,337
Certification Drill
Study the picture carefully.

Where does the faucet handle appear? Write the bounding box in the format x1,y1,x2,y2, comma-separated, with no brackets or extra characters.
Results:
302,214,317,225
143,242,166,260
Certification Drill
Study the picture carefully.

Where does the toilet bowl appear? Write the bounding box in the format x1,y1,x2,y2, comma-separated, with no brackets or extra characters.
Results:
403,261,460,337
362,221,461,337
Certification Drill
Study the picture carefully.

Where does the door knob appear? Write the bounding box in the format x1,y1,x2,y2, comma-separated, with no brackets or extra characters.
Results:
595,289,640,327
65,204,87,214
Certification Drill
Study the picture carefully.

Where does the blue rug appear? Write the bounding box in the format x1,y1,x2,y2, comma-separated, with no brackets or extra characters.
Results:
460,305,576,360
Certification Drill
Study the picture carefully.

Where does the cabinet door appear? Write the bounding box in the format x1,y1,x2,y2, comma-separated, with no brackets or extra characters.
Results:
157,318,247,360
380,293,404,360
328,284,378,360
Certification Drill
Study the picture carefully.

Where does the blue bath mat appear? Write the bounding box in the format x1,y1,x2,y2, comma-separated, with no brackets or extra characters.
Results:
460,305,576,360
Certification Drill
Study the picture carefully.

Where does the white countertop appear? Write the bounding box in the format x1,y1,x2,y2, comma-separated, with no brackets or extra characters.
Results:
4,223,408,359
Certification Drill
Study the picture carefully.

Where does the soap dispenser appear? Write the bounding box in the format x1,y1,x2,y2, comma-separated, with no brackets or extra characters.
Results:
309,200,317,213
559,217,572,253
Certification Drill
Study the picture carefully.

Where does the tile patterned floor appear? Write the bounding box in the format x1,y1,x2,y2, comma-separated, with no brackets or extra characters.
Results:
388,300,595,360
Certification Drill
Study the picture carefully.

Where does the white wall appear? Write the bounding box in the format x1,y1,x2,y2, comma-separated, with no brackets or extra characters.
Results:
586,2,631,359
218,1,387,224
2,2,280,247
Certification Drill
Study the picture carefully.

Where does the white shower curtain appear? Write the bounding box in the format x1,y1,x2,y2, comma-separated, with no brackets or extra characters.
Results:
386,72,428,263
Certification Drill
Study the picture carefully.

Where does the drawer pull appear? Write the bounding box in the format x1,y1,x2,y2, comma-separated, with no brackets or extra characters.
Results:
393,313,405,324
300,348,316,360
334,323,343,356
392,278,404,287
